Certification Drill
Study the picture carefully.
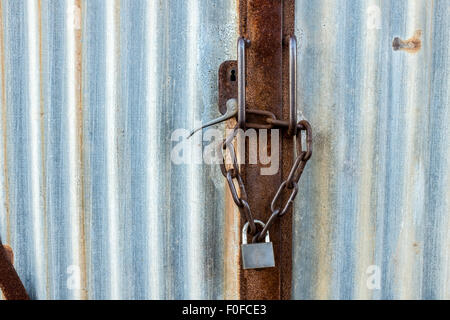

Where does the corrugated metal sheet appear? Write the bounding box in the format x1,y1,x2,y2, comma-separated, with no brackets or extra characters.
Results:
293,0,449,299
0,0,448,300
0,0,236,300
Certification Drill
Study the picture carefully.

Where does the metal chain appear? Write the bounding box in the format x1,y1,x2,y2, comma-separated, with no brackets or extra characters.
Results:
219,127,257,235
220,113,312,242
254,119,312,242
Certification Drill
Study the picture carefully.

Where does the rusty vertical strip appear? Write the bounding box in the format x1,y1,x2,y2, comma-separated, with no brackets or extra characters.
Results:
37,0,50,299
224,161,241,300
280,0,295,300
0,0,11,245
238,0,295,300
74,0,88,299
221,61,241,300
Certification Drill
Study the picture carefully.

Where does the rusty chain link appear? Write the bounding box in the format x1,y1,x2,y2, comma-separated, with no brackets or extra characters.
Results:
219,127,257,235
220,111,312,243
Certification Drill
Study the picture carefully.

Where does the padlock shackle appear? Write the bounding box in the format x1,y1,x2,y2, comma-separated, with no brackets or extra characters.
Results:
242,220,270,244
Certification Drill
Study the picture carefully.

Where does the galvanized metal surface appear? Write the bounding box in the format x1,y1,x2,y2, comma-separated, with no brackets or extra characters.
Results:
0,0,236,300
0,0,448,300
293,0,449,299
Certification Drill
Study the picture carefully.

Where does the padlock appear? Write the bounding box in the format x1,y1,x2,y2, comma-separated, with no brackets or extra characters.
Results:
241,220,275,270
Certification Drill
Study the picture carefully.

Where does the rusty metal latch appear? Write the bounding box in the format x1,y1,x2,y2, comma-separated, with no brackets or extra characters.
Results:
190,34,313,271
190,36,303,136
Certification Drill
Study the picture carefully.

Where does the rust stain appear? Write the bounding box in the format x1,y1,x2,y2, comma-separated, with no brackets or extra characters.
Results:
280,0,296,300
2,244,13,264
223,167,241,300
37,0,50,299
413,242,420,254
220,61,241,299
237,0,294,300
74,0,88,300
0,243,12,300
313,113,334,298
392,30,422,53
0,1,11,244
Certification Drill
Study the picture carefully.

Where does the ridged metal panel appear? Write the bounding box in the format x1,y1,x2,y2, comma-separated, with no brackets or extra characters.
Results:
0,0,448,300
293,0,449,299
0,0,236,299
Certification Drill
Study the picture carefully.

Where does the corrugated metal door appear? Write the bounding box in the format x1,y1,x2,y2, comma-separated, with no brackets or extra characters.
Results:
0,0,448,300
